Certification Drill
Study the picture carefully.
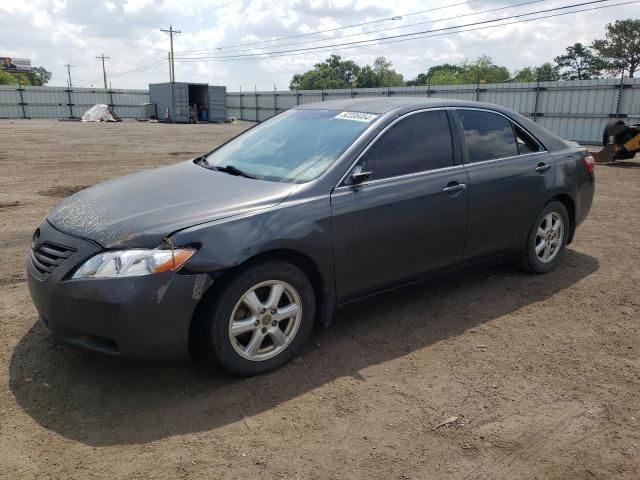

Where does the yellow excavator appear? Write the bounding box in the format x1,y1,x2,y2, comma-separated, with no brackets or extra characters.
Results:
593,119,640,163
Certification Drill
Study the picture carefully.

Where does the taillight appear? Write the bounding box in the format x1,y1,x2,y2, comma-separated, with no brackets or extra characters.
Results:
583,154,595,174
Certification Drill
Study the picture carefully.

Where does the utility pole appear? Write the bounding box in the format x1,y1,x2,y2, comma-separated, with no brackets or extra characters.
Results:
64,63,74,88
96,54,110,89
161,25,181,82
167,52,172,82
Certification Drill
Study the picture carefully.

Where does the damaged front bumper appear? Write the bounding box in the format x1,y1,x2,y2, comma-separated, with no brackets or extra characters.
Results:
26,220,211,364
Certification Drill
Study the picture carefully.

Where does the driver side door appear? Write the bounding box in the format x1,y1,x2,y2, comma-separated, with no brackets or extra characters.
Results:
330,109,469,302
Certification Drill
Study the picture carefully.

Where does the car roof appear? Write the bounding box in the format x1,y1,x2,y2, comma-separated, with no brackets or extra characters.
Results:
295,97,503,114
295,96,573,152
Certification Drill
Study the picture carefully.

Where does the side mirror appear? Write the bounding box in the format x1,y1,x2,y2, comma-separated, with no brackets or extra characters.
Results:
348,165,372,185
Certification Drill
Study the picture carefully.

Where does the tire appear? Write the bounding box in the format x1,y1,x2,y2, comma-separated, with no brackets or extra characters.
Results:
199,261,316,376
518,201,570,274
603,119,625,147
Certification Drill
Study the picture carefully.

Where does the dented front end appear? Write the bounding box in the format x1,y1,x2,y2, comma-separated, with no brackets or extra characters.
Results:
26,220,210,364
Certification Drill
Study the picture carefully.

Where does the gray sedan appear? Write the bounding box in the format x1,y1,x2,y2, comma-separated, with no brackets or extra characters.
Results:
27,98,595,376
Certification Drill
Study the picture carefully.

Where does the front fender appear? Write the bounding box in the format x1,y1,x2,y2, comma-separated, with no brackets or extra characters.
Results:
169,194,335,298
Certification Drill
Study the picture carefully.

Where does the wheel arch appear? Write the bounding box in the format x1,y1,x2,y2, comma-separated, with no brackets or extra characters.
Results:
551,193,576,244
188,248,334,358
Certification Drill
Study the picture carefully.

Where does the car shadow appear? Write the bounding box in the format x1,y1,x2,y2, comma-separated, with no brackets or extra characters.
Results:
598,160,640,168
9,249,598,446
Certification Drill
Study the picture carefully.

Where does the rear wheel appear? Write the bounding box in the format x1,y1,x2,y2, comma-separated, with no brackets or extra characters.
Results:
199,261,315,376
518,201,570,274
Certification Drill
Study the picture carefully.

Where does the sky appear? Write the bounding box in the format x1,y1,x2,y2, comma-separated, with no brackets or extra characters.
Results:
1,0,638,91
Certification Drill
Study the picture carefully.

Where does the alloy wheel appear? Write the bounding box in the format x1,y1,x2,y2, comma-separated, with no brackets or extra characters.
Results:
228,280,302,361
534,212,564,264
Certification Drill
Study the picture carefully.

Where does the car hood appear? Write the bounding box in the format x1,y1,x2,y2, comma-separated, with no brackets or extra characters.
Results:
47,160,296,248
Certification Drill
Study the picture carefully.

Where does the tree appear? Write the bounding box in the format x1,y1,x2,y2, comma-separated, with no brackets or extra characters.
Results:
459,55,510,84
410,63,462,85
0,69,19,85
512,67,536,82
555,43,602,80
354,57,404,87
0,66,51,86
592,19,640,77
407,57,508,86
27,66,52,86
534,62,561,81
405,73,429,87
289,55,360,90
371,57,404,87
355,65,377,87
512,63,560,82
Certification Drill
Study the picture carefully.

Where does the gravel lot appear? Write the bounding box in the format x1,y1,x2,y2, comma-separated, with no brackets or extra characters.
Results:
0,119,638,479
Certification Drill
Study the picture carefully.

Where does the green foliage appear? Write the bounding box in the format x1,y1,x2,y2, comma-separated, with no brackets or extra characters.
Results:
554,43,603,80
372,57,404,87
289,55,361,90
592,19,640,77
457,56,511,84
27,66,52,86
0,66,52,86
355,65,376,88
512,67,536,83
289,55,402,89
405,73,429,87
0,69,20,85
533,62,561,81
512,63,560,82
289,33,639,91
406,56,509,86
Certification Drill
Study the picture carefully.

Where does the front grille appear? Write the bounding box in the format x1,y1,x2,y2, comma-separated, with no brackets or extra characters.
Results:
30,241,76,277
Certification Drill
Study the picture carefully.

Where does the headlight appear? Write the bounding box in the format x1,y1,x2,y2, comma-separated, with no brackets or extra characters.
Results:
72,248,195,279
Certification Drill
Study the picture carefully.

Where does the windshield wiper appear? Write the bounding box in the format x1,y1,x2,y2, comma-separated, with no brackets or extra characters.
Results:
214,165,256,179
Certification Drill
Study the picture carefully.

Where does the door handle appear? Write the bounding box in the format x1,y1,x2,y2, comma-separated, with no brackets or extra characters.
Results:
535,163,551,173
442,183,467,193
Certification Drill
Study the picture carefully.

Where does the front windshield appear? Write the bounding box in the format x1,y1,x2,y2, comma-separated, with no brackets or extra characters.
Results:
204,109,377,183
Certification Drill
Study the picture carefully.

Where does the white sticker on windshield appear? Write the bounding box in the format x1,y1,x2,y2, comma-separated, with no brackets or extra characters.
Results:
334,111,378,123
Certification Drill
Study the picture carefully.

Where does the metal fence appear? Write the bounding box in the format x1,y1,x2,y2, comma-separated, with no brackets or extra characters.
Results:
3,79,639,144
0,85,149,119
227,78,640,144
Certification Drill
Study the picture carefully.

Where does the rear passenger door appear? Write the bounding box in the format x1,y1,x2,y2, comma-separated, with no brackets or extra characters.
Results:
331,109,469,301
453,109,555,260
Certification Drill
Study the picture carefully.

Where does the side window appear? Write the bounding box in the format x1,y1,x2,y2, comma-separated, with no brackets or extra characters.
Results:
359,110,453,181
514,124,542,154
458,110,518,163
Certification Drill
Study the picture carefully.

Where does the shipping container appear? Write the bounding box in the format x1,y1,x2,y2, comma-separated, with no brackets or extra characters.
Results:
149,82,226,123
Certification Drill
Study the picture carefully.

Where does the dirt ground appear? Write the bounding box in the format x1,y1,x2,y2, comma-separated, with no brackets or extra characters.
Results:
0,119,638,480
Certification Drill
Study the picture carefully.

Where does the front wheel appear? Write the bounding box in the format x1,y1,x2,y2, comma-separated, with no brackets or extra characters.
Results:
199,261,316,376
518,201,570,274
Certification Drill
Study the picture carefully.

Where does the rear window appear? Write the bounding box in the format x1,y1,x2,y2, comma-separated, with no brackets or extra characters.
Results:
458,110,518,163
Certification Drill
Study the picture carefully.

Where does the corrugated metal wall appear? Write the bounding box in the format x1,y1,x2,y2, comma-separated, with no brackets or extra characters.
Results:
226,78,640,144
3,80,639,144
0,85,149,119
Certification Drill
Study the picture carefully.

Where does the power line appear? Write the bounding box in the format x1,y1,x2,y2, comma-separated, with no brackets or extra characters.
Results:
183,0,548,56
174,0,621,61
173,0,637,63
68,0,526,83
176,0,487,54
161,25,182,82
74,1,497,79
172,0,240,29
95,54,110,89
108,58,169,77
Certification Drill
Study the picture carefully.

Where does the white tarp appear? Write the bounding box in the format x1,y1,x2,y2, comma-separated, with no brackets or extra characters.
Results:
81,104,121,122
